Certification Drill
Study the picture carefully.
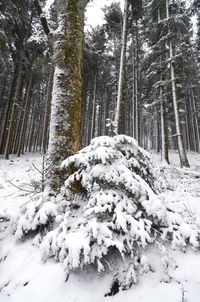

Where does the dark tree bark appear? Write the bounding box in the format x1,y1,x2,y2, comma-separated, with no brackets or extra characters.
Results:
4,59,23,159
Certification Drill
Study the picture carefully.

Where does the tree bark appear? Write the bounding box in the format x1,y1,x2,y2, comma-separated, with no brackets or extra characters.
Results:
115,0,129,134
0,64,18,154
17,67,34,156
90,74,97,140
166,0,189,168
158,7,169,163
4,59,23,159
41,66,54,154
160,92,169,163
48,0,89,191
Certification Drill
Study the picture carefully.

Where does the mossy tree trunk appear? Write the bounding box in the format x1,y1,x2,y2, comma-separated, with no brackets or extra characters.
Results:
48,0,89,191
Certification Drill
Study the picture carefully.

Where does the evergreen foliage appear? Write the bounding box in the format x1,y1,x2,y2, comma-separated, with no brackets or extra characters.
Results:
15,135,200,284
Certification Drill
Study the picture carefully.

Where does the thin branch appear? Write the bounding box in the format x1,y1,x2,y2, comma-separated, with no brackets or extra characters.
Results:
6,180,33,193
32,163,43,174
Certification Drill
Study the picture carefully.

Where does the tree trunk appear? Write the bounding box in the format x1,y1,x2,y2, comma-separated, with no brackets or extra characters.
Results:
17,67,34,156
4,59,23,159
134,21,139,142
48,0,89,191
115,0,129,134
166,0,189,168
158,7,169,163
41,66,54,154
0,64,18,154
160,94,169,163
26,101,35,152
94,104,100,138
190,82,200,152
90,74,97,140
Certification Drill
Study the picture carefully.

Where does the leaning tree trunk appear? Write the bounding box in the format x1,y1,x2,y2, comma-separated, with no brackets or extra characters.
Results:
48,0,89,191
166,0,189,168
115,0,129,134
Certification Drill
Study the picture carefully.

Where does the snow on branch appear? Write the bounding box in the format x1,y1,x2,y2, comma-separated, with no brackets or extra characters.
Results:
14,135,200,286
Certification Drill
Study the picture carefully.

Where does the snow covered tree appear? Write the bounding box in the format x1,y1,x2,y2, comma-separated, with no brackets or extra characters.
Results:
16,134,200,287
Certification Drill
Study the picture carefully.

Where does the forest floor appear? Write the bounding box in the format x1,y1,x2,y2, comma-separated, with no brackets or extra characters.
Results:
0,151,200,302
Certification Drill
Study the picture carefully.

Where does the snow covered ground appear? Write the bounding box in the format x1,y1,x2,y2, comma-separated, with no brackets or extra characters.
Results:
0,151,200,302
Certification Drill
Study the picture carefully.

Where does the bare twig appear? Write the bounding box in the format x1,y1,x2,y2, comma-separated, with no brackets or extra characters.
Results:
6,180,33,193
32,163,43,174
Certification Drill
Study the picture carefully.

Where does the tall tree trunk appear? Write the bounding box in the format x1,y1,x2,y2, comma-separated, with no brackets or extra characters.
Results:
132,33,135,138
0,64,19,154
188,86,197,152
190,81,200,152
17,67,34,156
41,66,54,154
134,20,139,142
166,0,189,168
154,106,159,153
158,7,169,163
90,74,97,140
185,102,191,151
4,59,23,159
26,101,36,152
115,0,129,134
160,94,170,163
48,0,89,191
94,104,100,138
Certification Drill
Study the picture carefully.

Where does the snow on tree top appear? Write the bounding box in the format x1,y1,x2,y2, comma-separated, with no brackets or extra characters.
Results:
14,135,200,287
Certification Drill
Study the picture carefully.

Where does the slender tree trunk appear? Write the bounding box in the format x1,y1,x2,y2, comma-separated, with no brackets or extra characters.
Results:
154,106,159,153
190,82,200,152
41,66,54,154
94,104,100,138
17,67,34,156
134,21,139,142
185,102,191,151
26,101,35,152
115,0,129,134
160,95,169,163
0,64,18,154
158,7,169,163
90,74,97,140
166,0,189,167
132,35,135,138
188,87,197,152
4,59,23,159
102,88,107,136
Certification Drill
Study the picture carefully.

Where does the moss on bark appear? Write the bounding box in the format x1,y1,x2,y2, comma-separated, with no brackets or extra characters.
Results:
48,0,89,191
